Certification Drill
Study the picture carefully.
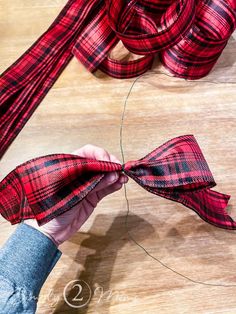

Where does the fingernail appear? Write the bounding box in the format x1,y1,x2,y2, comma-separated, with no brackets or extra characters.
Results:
108,173,118,183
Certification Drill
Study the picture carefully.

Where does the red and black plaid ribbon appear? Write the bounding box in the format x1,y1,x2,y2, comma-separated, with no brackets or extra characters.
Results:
160,0,236,79
0,135,234,230
0,0,235,159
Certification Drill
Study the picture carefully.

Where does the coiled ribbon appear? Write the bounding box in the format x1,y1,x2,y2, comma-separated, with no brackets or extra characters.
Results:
0,0,235,158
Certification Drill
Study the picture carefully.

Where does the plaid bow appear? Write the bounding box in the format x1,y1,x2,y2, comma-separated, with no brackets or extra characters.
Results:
0,0,235,159
0,135,234,230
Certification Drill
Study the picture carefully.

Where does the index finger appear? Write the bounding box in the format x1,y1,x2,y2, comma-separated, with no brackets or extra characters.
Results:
72,144,111,162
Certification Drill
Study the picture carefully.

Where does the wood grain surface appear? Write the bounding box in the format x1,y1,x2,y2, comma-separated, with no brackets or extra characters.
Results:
1,1,236,313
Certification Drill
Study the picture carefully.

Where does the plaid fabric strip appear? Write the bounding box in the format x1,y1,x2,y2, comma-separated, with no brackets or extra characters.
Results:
72,0,119,73
160,0,236,79
106,0,196,54
0,135,234,230
99,55,154,78
72,0,155,78
75,0,235,76
0,0,99,159
228,0,236,9
135,0,177,19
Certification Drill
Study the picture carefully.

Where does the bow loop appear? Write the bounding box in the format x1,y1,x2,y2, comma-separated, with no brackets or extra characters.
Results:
0,154,122,225
124,135,215,190
124,160,216,191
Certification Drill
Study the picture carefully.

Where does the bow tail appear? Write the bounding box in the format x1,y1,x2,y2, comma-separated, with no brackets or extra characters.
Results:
179,188,236,230
156,187,235,230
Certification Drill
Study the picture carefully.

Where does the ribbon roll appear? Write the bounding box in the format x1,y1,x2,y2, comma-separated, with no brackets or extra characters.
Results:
0,0,236,159
0,135,234,230
160,0,236,79
105,0,196,54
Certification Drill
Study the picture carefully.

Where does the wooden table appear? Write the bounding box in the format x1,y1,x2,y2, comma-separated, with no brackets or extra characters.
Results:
1,1,236,313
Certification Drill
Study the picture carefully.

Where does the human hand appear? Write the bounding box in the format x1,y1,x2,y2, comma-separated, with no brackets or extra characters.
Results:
24,144,128,246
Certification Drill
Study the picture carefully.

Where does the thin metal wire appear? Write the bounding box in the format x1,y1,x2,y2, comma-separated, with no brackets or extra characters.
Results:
119,73,236,287
154,71,236,85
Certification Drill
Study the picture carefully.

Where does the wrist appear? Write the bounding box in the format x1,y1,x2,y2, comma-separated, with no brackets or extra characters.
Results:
0,223,62,297
24,220,59,247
